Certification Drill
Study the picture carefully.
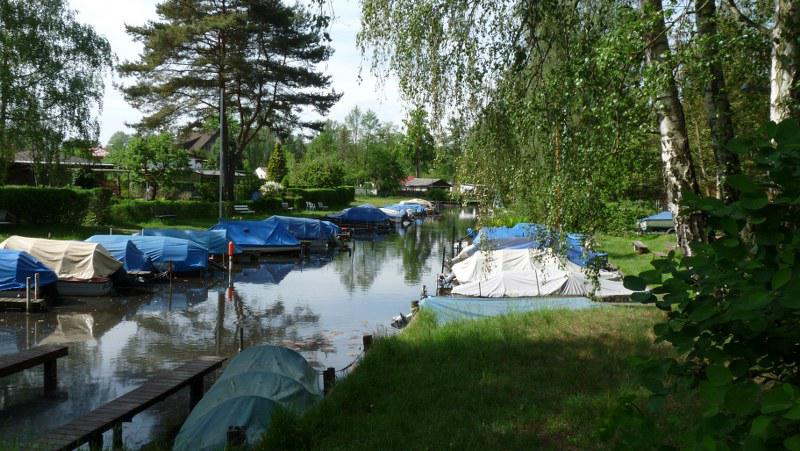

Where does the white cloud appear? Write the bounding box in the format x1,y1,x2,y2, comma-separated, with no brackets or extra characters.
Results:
69,0,407,144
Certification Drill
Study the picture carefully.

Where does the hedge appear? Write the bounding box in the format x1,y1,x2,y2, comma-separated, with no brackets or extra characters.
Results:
110,199,228,223
286,186,354,208
0,186,113,226
602,200,656,234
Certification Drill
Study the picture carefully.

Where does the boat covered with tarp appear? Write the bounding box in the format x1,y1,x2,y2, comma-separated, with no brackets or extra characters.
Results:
420,295,599,324
637,211,673,231
87,235,208,273
84,235,155,274
239,262,295,285
139,229,241,255
0,236,122,296
210,220,300,253
173,345,322,451
379,207,410,223
383,203,426,216
324,204,392,230
0,249,58,295
263,216,340,246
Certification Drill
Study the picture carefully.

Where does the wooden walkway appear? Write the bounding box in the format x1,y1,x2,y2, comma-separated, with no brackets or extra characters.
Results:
0,296,47,312
28,355,226,451
0,344,68,393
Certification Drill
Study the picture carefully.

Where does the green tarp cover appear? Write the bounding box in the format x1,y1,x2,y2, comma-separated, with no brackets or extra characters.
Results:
219,345,321,396
173,396,280,451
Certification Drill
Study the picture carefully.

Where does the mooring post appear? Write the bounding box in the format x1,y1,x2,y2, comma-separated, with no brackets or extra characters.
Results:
323,367,336,395
411,300,420,314
109,227,113,235
112,423,123,450
25,277,31,314
34,273,39,301
88,432,102,451
363,334,373,352
189,376,204,409
43,359,57,394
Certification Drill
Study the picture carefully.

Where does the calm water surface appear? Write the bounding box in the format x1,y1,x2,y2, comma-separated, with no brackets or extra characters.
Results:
0,209,474,447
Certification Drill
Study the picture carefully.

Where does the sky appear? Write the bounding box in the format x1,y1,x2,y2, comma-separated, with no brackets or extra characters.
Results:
69,0,406,145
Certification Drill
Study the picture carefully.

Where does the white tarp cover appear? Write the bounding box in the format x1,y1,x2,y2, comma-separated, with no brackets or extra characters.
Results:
400,198,434,208
452,249,564,283
0,236,121,280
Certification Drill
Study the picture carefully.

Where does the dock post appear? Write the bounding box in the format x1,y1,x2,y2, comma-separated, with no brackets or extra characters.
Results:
89,432,102,451
112,423,123,450
25,277,31,314
34,273,39,302
109,227,113,235
189,376,204,409
411,300,420,314
363,334,373,352
227,426,246,446
43,359,57,394
323,367,336,395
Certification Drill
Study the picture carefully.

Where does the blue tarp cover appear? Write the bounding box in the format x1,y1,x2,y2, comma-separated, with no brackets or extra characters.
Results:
421,296,599,324
264,216,340,242
473,223,546,245
383,203,426,215
209,220,300,249
239,262,294,285
85,236,155,273
639,211,673,222
141,229,241,255
325,204,391,224
0,250,57,291
88,235,208,273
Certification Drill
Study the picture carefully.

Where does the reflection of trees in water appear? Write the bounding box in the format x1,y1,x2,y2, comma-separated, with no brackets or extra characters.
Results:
399,225,434,284
333,237,392,292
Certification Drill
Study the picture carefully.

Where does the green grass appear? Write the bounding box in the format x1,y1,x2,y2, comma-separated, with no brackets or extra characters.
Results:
596,233,677,276
260,307,687,451
354,195,412,207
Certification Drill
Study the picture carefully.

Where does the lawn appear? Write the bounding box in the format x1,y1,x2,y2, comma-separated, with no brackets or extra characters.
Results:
596,233,677,276
259,307,687,451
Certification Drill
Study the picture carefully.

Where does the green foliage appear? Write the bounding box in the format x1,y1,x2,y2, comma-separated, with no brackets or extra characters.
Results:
403,107,435,177
265,142,288,182
0,186,100,225
84,188,112,226
109,200,224,224
364,146,404,193
287,186,354,208
607,119,800,449
0,0,112,178
107,132,188,200
603,200,656,234
289,156,346,188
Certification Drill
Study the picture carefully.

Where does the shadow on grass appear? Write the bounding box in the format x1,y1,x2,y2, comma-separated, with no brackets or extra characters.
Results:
260,308,679,451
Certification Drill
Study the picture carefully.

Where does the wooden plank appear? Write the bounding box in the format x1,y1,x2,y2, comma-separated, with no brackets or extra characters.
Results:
27,355,225,451
0,345,68,378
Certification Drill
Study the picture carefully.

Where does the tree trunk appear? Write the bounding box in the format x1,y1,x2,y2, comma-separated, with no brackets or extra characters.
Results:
770,0,800,122
696,0,740,204
642,0,705,255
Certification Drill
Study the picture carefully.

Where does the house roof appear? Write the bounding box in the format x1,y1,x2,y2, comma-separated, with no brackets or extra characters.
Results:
403,177,451,187
13,151,113,168
180,131,218,156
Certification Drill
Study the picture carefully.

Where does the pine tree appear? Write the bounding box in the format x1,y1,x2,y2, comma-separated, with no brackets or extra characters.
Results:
266,142,287,183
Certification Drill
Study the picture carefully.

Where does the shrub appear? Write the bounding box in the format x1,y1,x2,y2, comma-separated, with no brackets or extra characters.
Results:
84,188,113,225
0,186,93,225
109,199,225,223
287,186,354,208
602,200,654,234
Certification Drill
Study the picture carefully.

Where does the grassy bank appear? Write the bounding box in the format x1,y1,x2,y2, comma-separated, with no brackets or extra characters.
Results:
260,307,684,450
596,233,675,276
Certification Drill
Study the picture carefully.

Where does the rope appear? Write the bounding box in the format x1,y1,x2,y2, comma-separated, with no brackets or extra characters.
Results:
315,349,365,375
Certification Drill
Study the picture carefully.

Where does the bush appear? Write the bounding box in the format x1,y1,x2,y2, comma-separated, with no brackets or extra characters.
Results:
287,186,354,209
602,200,654,234
0,186,93,225
110,199,226,223
84,188,113,225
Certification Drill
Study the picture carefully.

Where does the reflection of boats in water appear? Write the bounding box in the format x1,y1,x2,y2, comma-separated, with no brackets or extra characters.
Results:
39,313,95,345
239,262,295,285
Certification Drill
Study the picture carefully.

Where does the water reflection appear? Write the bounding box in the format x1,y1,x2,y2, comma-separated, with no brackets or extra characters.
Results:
0,209,475,447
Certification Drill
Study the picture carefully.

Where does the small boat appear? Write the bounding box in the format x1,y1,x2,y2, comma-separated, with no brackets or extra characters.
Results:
324,205,393,232
0,249,58,300
262,216,341,250
87,235,209,275
84,235,156,276
139,229,241,256
379,207,411,224
637,211,674,232
210,220,301,254
0,236,122,297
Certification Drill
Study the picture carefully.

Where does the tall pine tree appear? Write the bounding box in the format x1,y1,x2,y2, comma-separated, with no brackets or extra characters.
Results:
265,142,287,183
119,0,340,200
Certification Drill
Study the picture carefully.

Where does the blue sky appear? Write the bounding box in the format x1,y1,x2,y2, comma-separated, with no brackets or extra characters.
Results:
69,0,406,144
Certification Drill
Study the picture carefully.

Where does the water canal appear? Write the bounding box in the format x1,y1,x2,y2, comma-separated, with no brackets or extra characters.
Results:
0,208,475,447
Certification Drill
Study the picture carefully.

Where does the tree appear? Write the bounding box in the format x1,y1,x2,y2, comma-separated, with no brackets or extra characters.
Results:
403,108,435,177
120,0,340,201
0,0,112,181
108,132,188,200
365,146,404,193
289,155,345,188
107,131,133,153
265,142,288,182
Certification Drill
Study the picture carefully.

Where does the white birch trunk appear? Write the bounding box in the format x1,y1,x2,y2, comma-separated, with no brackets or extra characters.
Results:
770,0,800,122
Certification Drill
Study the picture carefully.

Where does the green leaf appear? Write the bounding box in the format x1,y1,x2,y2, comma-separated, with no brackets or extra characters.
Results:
784,404,800,420
724,382,758,416
750,415,771,436
623,275,647,291
707,365,732,386
773,267,791,290
726,174,758,193
786,435,800,451
740,195,769,210
726,138,750,155
762,385,794,414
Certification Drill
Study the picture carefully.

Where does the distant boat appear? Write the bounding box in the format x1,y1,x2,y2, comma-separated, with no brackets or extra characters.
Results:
210,220,301,254
324,205,393,232
379,207,410,224
139,229,241,256
0,236,122,297
84,235,155,275
637,211,674,232
0,249,58,298
263,216,340,249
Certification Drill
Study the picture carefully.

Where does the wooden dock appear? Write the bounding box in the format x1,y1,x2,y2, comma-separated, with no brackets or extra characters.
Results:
28,355,226,451
0,344,68,394
0,296,47,312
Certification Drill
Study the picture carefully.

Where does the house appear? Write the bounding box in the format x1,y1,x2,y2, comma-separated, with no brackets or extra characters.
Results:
402,177,452,193
9,151,116,185
180,131,218,169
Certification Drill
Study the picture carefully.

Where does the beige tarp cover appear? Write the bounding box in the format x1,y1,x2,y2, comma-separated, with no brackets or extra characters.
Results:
0,236,121,280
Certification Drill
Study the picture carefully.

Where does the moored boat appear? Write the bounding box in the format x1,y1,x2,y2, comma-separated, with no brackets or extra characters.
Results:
210,220,301,254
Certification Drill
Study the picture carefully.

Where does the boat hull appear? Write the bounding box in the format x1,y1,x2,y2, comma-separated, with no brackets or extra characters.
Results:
56,279,115,297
